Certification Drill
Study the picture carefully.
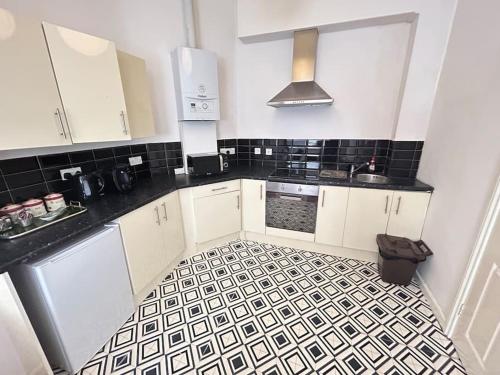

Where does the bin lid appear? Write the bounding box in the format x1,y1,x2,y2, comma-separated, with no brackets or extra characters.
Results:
376,234,426,262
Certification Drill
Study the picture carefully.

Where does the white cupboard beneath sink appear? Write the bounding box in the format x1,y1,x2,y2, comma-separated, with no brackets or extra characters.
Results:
315,186,349,247
343,188,393,252
42,22,130,143
241,179,266,234
386,191,431,240
193,190,241,243
117,191,184,304
0,10,71,150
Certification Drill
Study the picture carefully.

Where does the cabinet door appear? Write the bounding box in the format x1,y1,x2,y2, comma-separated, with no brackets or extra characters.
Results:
315,186,349,247
343,188,393,252
42,22,130,143
387,191,431,240
194,191,241,243
159,192,185,265
117,50,155,139
118,201,165,295
242,179,266,234
0,9,71,150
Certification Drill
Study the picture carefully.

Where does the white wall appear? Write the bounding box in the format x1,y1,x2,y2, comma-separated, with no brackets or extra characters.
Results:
236,0,457,140
0,0,235,159
194,0,237,139
417,0,500,323
236,23,410,139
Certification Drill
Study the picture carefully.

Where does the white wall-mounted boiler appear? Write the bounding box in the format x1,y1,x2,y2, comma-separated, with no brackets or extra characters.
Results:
171,47,220,121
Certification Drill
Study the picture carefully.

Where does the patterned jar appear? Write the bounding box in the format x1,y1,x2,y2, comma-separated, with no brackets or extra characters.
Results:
0,204,24,224
22,198,47,217
44,193,66,212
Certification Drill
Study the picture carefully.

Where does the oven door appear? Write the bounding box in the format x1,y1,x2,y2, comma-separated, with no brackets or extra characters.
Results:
266,191,318,233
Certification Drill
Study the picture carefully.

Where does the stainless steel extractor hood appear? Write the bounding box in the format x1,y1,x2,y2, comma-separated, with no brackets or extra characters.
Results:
267,28,333,108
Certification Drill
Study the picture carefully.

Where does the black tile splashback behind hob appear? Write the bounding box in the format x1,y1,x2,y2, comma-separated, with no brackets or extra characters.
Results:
0,138,423,206
0,142,183,206
218,138,423,180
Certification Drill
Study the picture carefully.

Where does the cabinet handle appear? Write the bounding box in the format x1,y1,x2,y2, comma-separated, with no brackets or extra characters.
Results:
120,110,128,135
154,206,160,225
321,190,326,207
54,108,67,139
396,196,402,215
212,186,227,192
162,202,168,221
260,184,263,200
237,195,240,210
385,195,389,214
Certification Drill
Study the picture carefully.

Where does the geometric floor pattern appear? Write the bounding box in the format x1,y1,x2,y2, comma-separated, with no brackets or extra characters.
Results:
58,240,466,374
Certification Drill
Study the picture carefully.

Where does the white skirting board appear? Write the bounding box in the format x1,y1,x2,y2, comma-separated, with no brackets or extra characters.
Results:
415,270,447,329
243,231,378,263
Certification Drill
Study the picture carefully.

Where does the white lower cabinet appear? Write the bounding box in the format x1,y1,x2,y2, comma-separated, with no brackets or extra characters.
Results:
343,188,393,252
314,186,349,247
158,192,185,265
117,191,184,302
387,191,431,240
193,190,241,243
241,179,266,234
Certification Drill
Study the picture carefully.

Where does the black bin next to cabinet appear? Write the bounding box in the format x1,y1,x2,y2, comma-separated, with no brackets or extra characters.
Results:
376,234,433,286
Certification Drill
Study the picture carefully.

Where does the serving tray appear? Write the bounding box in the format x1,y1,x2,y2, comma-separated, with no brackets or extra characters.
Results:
0,202,87,240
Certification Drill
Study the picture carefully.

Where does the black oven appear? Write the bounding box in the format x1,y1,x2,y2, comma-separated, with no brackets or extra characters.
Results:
266,182,319,233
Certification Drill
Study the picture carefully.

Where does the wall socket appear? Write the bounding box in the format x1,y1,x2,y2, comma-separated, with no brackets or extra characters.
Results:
254,147,261,155
220,147,236,155
129,155,143,166
265,148,273,156
60,167,82,180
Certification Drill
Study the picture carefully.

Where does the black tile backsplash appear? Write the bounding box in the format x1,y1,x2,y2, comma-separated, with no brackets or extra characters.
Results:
0,142,183,204
0,138,423,205
219,138,423,178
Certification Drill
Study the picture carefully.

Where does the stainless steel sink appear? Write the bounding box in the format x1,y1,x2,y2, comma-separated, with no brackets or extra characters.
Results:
355,174,391,184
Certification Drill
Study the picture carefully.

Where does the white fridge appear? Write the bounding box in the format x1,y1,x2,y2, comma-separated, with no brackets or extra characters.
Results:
11,224,135,374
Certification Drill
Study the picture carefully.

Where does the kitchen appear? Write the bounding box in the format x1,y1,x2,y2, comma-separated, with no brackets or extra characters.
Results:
0,0,499,374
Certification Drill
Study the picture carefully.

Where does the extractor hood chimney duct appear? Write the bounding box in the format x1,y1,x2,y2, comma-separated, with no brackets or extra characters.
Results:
267,28,333,108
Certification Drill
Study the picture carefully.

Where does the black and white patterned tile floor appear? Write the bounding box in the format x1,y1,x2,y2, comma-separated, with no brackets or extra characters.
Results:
60,240,466,374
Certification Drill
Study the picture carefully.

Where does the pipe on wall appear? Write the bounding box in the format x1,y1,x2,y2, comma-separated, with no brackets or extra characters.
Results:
181,0,197,48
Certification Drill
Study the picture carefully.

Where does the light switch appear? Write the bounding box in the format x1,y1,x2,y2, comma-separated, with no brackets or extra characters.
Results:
265,148,273,156
254,148,261,155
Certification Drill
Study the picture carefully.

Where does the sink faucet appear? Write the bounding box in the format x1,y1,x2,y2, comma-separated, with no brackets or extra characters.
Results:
349,162,369,178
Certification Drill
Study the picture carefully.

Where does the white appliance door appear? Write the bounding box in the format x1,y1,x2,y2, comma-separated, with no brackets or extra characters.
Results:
33,225,134,373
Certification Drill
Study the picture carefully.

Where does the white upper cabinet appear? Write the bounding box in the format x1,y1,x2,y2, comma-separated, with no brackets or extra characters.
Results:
117,50,155,139
387,191,431,240
0,9,71,150
315,186,349,247
343,188,393,252
241,179,266,234
42,22,130,143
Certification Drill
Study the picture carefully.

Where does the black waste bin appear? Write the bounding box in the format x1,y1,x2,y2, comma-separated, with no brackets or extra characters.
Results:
376,234,433,286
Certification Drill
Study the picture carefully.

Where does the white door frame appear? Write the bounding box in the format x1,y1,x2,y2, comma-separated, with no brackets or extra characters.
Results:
445,174,500,336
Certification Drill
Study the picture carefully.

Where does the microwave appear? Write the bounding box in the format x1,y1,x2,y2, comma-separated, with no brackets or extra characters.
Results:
187,153,229,176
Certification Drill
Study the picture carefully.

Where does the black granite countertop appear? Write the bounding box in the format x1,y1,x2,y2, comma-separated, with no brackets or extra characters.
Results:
0,166,432,272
